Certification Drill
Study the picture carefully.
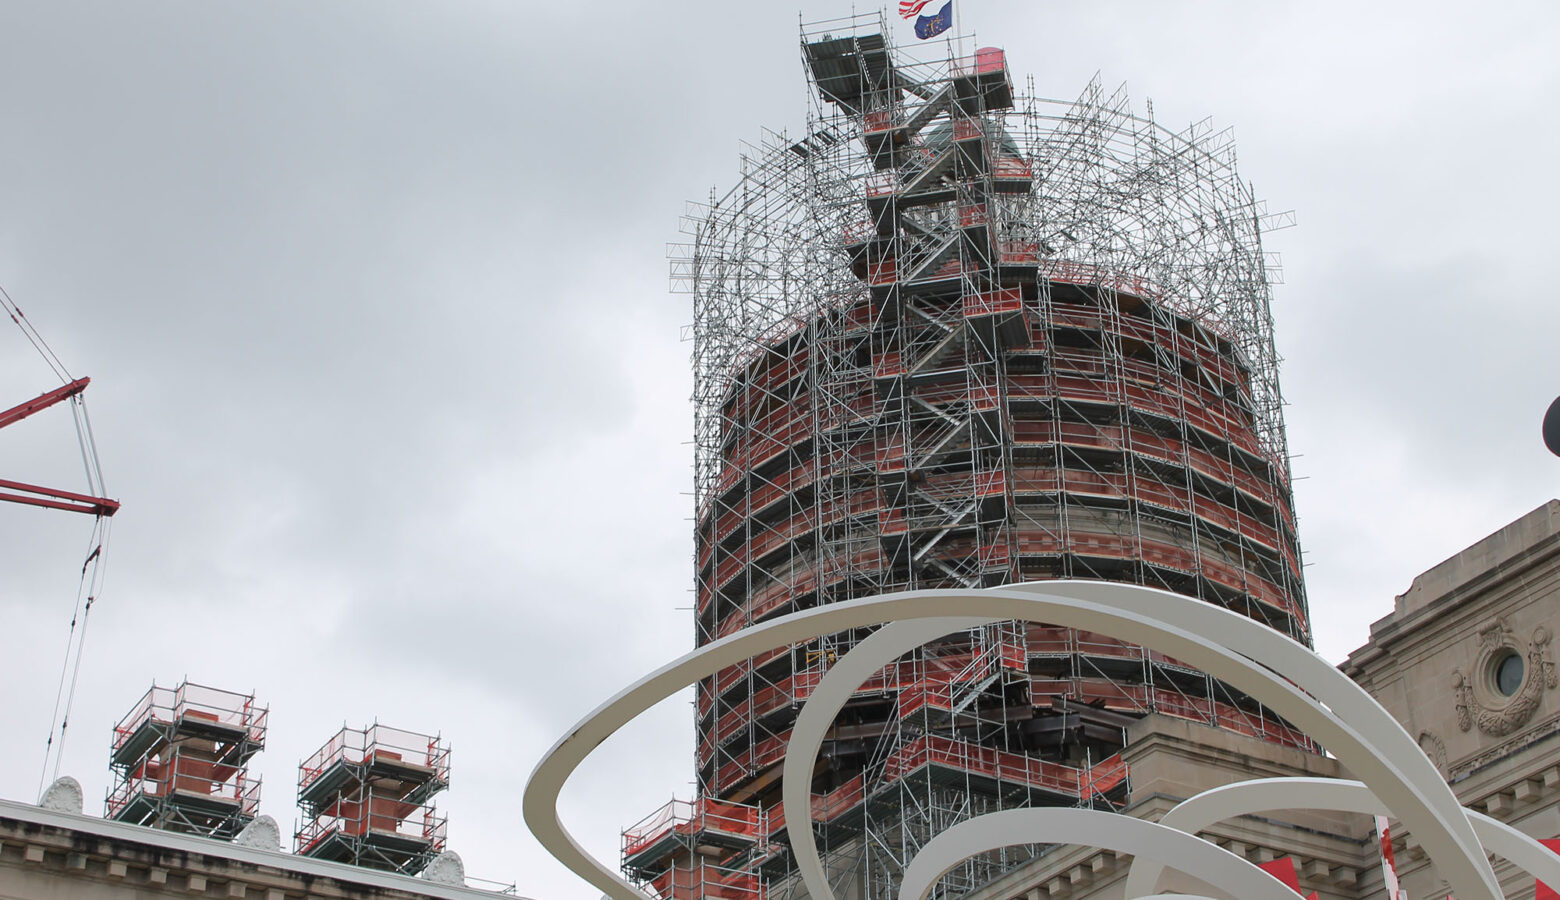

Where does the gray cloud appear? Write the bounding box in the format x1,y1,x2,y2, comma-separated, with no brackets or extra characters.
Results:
2,2,1558,897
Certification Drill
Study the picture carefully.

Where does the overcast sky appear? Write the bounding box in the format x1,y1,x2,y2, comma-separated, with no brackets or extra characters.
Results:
1,2,1558,898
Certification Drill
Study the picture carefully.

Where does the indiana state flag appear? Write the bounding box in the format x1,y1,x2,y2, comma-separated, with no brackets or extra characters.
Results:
914,1,952,39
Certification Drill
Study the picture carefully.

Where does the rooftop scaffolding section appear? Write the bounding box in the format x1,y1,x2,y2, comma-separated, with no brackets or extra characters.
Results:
295,724,451,876
105,681,266,840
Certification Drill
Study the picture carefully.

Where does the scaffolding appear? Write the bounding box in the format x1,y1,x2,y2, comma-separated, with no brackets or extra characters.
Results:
295,724,450,875
106,681,266,840
654,13,1307,900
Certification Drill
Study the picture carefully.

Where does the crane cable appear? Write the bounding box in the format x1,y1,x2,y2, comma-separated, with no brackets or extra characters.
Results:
0,284,72,383
3,282,111,798
37,514,112,798
43,395,113,788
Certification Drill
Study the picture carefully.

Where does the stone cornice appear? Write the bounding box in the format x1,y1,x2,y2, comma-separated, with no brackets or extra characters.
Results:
0,799,504,900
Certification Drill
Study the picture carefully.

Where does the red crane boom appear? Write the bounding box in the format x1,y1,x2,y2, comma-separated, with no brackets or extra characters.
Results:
0,377,120,516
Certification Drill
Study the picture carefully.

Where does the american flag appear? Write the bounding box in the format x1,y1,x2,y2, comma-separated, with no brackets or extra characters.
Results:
899,0,935,20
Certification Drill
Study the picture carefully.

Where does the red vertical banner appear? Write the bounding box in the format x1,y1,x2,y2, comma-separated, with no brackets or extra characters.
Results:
1375,815,1406,900
1536,838,1560,900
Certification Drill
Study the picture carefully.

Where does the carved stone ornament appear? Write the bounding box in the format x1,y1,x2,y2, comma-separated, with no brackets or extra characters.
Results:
1418,731,1448,774
38,776,83,814
1453,619,1557,736
420,850,466,886
234,814,282,851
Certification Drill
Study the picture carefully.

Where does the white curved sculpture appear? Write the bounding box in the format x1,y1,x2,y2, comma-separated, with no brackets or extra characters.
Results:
1121,776,1560,899
1006,580,1494,899
523,583,1502,900
778,586,1504,900
898,807,1298,900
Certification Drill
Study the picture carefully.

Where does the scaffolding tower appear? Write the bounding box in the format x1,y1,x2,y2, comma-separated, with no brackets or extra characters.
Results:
644,13,1307,900
106,680,266,840
295,724,450,875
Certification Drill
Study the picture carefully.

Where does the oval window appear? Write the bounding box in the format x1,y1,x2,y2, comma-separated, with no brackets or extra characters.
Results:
1495,652,1525,697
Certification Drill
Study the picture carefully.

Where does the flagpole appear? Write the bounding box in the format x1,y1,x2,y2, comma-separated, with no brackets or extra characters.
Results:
954,0,966,70
946,0,958,64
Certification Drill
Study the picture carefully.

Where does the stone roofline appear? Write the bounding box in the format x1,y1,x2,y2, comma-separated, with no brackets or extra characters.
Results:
0,798,507,900
1343,500,1560,672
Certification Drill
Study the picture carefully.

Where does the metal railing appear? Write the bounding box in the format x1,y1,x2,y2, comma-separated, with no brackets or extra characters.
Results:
112,681,267,752
300,724,449,791
107,755,260,818
296,796,447,853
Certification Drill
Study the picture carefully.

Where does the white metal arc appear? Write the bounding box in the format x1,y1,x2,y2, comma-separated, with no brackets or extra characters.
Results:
1120,777,1560,900
898,807,1298,900
1003,580,1496,900
522,584,1500,900
781,585,1498,900
782,618,992,900
777,587,1494,900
